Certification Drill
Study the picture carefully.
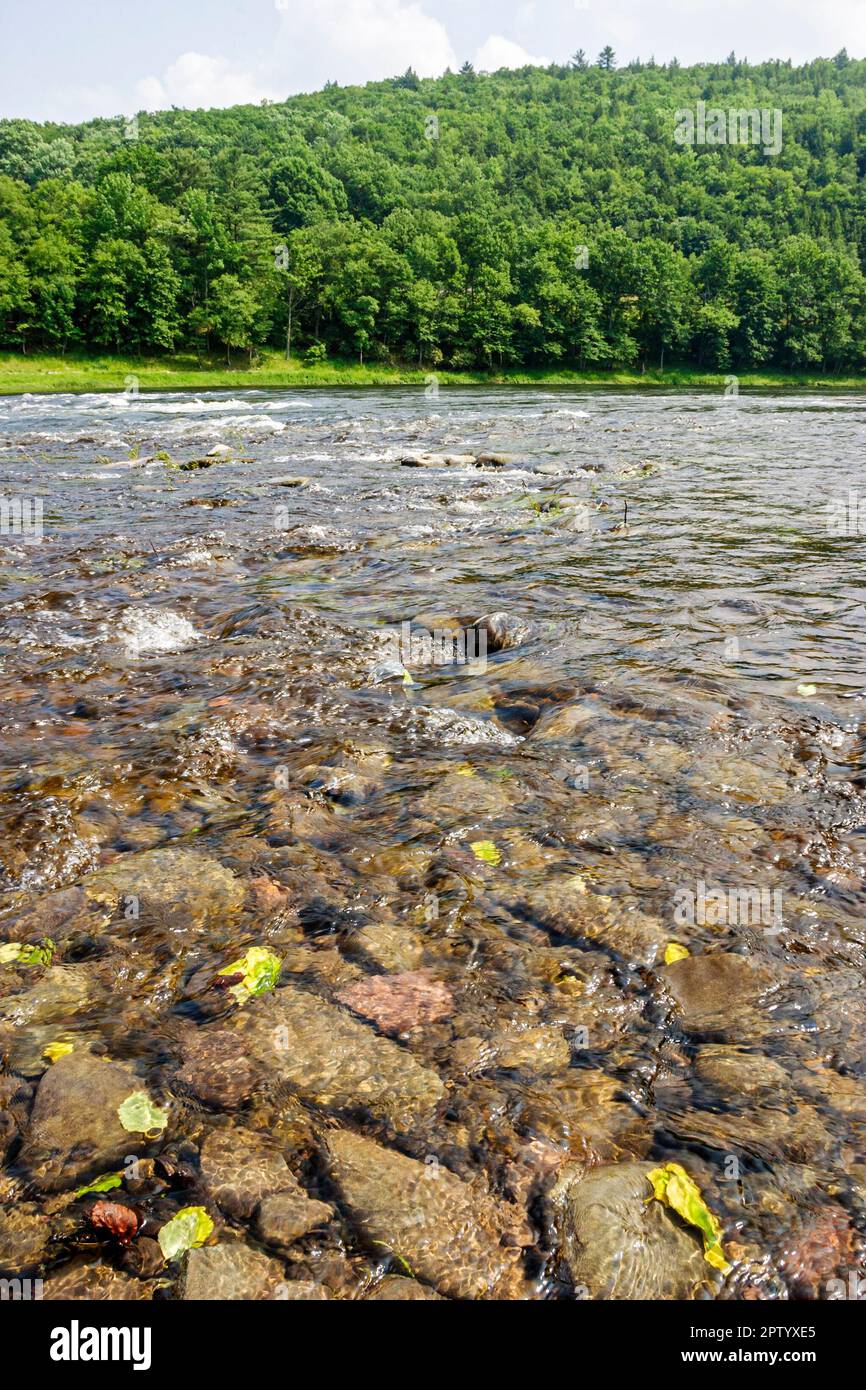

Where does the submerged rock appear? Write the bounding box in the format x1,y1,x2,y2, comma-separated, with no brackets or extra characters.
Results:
236,987,444,1130
175,1028,261,1110
364,1275,444,1300
43,1257,154,1300
178,1242,286,1300
18,1051,150,1192
0,964,95,1029
0,1204,51,1274
660,953,777,1039
336,970,453,1037
82,848,245,929
327,1129,529,1300
553,1161,716,1299
255,1186,333,1250
199,1127,297,1219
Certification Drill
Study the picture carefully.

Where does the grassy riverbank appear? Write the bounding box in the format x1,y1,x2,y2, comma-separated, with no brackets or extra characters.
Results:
1,352,865,396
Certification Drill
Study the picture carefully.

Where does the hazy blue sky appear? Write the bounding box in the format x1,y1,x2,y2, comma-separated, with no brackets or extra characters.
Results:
2,0,864,123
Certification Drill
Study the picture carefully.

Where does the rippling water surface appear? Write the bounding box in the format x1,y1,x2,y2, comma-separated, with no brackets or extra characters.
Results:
1,387,865,1299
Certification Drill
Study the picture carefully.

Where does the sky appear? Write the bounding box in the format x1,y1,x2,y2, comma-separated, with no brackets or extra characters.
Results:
1,0,865,124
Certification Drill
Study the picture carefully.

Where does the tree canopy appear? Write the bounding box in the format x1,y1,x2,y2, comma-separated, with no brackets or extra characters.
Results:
0,54,865,370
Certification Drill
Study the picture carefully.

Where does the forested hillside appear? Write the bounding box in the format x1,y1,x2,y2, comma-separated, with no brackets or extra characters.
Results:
1,51,866,371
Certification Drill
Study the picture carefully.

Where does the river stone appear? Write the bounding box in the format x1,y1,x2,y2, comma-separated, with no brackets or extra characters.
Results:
553,1161,715,1299
328,1130,528,1300
175,1028,261,1109
81,847,245,928
236,987,444,1130
452,1024,571,1077
0,964,95,1029
660,953,777,1038
0,1073,31,1164
178,1242,286,1300
255,1187,333,1250
199,1127,297,1219
355,920,424,972
43,1257,153,1300
693,1046,790,1102
0,1204,51,1274
18,1051,148,1192
365,1276,444,1300
336,970,452,1037
526,877,668,968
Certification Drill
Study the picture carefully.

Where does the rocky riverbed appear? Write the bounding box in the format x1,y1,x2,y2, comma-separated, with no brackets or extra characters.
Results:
0,387,865,1299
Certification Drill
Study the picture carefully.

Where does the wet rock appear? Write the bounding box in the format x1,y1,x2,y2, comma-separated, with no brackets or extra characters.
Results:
779,1207,855,1298
354,920,424,973
660,953,777,1039
0,1204,50,1274
451,1024,570,1077
82,847,245,929
121,1236,165,1280
236,987,444,1131
669,1102,834,1166
526,877,668,968
0,964,95,1029
199,1128,297,1219
43,1257,153,1300
328,1129,528,1300
18,1051,147,1192
470,611,527,653
178,1242,286,1300
175,1029,261,1110
365,1275,444,1300
552,1161,716,1299
0,1073,31,1163
255,1186,333,1250
275,1279,331,1299
693,1046,789,1102
336,970,453,1037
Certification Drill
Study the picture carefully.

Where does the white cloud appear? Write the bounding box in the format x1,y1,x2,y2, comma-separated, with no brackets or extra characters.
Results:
135,52,280,112
474,35,549,71
275,0,458,85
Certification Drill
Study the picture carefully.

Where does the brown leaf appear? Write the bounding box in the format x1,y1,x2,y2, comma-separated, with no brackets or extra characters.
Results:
89,1199,140,1246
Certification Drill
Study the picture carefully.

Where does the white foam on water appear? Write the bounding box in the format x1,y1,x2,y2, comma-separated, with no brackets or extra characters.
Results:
116,606,201,656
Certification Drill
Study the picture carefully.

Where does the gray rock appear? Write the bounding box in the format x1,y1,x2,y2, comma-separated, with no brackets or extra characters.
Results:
552,1161,716,1299
236,987,444,1131
18,1051,149,1192
178,1243,286,1300
328,1129,528,1300
199,1128,297,1219
255,1187,333,1250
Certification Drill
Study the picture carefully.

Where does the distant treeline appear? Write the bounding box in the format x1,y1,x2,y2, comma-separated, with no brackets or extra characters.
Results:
1,52,865,370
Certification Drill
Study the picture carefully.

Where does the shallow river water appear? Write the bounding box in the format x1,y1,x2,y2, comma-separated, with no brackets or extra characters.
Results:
0,386,865,1300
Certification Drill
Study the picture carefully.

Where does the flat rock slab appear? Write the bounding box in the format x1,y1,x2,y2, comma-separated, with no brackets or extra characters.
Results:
553,1161,715,1300
660,952,777,1039
178,1243,286,1300
336,970,452,1037
18,1051,150,1192
328,1129,528,1300
236,987,444,1131
82,847,245,928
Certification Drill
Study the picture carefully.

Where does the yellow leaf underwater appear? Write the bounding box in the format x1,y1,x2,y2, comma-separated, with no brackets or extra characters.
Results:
43,1041,75,1063
469,840,501,865
646,1162,731,1275
664,942,690,965
118,1090,169,1137
216,945,281,1005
